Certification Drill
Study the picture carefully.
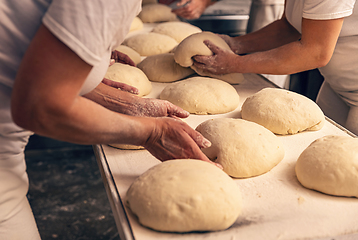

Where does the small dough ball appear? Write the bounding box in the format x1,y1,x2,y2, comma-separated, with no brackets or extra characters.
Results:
138,3,178,23
137,53,195,83
160,76,240,114
104,63,152,97
152,21,202,43
241,88,325,135
296,135,358,198
114,45,142,65
174,31,244,84
123,32,178,56
129,17,143,32
196,118,285,178
126,159,242,232
108,144,144,150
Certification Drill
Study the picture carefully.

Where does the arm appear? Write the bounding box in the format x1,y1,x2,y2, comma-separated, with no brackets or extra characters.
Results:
172,0,214,20
11,24,217,166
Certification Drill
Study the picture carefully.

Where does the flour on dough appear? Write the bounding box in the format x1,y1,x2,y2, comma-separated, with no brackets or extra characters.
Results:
138,3,178,23
126,159,242,232
196,118,285,178
152,21,202,43
160,76,240,114
295,135,358,198
241,88,325,135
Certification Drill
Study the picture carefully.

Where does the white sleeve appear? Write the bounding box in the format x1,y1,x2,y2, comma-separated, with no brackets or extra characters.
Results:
302,0,356,20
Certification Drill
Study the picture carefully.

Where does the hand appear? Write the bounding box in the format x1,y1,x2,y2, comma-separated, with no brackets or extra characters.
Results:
144,117,222,168
102,78,139,95
111,50,135,66
218,34,241,54
192,40,238,75
172,0,212,19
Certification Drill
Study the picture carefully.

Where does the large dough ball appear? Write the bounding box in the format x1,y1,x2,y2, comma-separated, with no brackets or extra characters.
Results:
123,32,178,56
196,118,285,178
138,3,178,23
137,53,195,82
160,76,240,114
126,159,242,232
241,88,325,135
174,31,244,84
114,45,142,65
295,135,358,198
104,63,152,97
129,17,143,32
151,21,202,43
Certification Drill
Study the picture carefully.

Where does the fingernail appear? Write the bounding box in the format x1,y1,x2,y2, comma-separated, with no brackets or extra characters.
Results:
203,138,211,148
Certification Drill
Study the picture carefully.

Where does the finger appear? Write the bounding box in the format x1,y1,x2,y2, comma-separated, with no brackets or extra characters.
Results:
101,78,139,94
166,103,190,118
203,40,221,55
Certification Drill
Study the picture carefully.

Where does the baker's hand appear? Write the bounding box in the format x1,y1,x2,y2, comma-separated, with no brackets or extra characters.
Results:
218,34,241,54
102,78,139,95
111,50,135,66
172,0,212,20
144,117,222,168
192,40,238,75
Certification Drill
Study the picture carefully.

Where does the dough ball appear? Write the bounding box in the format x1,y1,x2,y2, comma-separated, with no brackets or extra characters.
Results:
174,31,244,84
108,144,144,150
160,76,240,114
151,21,202,43
104,63,152,97
126,159,242,232
114,45,142,65
295,135,358,198
138,3,178,23
129,17,143,32
196,118,285,178
123,32,178,56
137,53,195,83
241,88,325,135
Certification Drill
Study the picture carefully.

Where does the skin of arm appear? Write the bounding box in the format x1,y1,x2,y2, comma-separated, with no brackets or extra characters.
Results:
11,24,220,167
192,12,344,75
172,0,214,19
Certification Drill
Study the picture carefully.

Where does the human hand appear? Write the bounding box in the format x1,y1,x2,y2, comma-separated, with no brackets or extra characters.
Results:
218,34,241,54
102,78,139,95
171,0,212,19
144,117,222,168
111,50,135,66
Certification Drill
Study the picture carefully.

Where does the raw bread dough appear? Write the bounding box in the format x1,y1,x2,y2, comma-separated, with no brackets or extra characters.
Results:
108,144,144,150
142,0,157,5
196,118,285,178
104,63,152,97
174,31,244,84
160,76,240,114
241,88,325,135
114,45,142,65
129,17,143,32
151,21,202,43
126,159,242,232
123,32,178,56
137,53,195,82
295,135,358,198
138,3,178,23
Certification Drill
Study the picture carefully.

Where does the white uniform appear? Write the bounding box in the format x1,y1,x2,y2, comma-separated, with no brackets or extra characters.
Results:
0,0,141,238
285,0,358,132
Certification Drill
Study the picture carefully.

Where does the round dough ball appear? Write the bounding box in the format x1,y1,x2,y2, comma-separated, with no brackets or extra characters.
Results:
295,135,358,198
174,31,244,84
126,159,242,232
129,17,143,32
241,88,325,135
123,32,178,56
104,63,152,97
137,53,195,83
160,76,240,114
196,118,285,178
151,21,202,43
138,3,178,23
114,45,142,65
108,144,144,150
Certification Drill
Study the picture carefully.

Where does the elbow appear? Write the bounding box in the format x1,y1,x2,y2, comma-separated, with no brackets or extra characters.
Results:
315,53,332,68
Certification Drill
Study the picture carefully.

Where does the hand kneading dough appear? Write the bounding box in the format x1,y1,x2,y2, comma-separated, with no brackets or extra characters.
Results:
241,88,325,135
151,22,202,43
196,118,285,178
123,32,178,56
295,135,358,198
114,45,142,65
174,31,244,84
138,3,178,23
160,76,240,114
126,159,242,232
104,63,152,97
137,53,195,82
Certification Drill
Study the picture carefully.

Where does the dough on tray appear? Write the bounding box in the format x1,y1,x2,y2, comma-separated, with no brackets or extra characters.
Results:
241,88,325,135
126,159,242,232
196,118,285,178
151,21,202,43
174,31,244,84
138,3,178,23
137,53,195,82
123,32,178,56
159,76,240,114
114,45,142,65
295,135,358,198
104,63,152,97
